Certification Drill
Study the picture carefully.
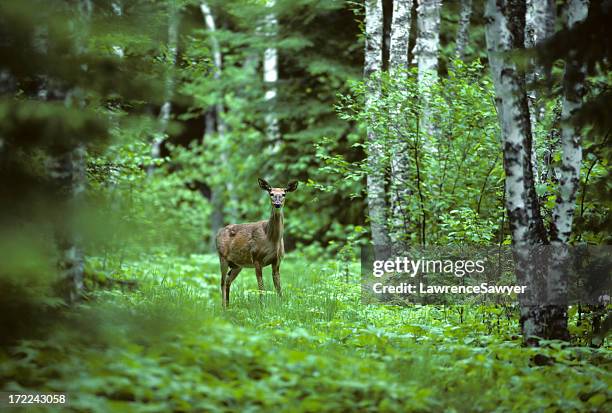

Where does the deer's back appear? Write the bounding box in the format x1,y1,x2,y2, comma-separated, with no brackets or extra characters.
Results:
216,221,284,268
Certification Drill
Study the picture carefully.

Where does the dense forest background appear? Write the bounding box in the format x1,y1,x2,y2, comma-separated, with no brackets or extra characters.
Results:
0,0,610,411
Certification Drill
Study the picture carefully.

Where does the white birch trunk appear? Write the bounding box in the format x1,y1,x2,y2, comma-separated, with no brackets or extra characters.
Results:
525,0,555,184
264,0,280,152
485,0,567,344
389,0,412,251
412,0,441,151
389,0,412,75
547,1,588,319
455,0,472,59
149,2,179,175
551,0,588,245
111,2,124,57
365,0,390,248
201,1,230,251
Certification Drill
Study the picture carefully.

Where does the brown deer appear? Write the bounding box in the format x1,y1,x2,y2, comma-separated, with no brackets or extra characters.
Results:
216,178,298,308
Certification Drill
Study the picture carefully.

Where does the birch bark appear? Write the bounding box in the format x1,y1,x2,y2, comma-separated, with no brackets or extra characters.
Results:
412,0,441,151
201,1,228,251
389,0,412,251
264,0,280,152
365,0,391,247
149,2,179,175
485,0,566,344
525,0,555,183
551,0,588,245
455,0,472,59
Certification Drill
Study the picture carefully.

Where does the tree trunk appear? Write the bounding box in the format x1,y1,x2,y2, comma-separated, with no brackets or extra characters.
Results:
264,0,280,152
550,0,588,245
148,2,179,175
201,1,227,252
485,0,568,344
111,2,125,57
413,0,441,151
389,0,412,251
365,0,391,248
525,0,556,184
455,0,472,59
51,0,92,303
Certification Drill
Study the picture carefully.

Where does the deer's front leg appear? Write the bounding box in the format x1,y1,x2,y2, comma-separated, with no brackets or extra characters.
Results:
272,259,282,297
254,261,264,295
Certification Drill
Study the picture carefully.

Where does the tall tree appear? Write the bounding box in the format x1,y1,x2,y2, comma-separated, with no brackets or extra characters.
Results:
525,0,556,183
264,0,280,152
50,0,93,303
389,0,413,251
485,0,570,344
200,1,228,251
365,0,391,247
455,0,472,59
412,0,441,151
149,1,179,175
550,0,589,244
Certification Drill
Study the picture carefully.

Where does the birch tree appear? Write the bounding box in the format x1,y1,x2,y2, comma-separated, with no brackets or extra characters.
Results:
149,1,179,175
455,0,472,59
485,0,570,343
525,0,556,183
389,0,413,251
264,0,280,152
551,0,589,244
365,0,390,247
412,0,441,150
201,1,228,251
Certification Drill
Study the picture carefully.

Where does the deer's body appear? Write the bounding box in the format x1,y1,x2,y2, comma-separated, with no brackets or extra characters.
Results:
216,216,284,269
216,178,297,308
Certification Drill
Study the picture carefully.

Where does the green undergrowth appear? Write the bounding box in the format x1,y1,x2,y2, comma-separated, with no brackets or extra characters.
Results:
1,254,610,412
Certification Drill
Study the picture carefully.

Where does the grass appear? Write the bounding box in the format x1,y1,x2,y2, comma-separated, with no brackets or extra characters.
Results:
0,252,610,412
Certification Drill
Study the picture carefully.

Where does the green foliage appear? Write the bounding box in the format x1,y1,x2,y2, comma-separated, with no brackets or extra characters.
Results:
321,60,504,246
2,253,610,412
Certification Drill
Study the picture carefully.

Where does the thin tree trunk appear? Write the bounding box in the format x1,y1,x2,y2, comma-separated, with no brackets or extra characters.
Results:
413,0,441,151
525,0,555,184
546,1,589,331
111,1,124,57
389,0,412,251
550,0,588,245
201,1,227,252
52,0,92,303
365,0,391,248
485,0,567,344
148,2,179,175
455,0,472,59
264,0,280,152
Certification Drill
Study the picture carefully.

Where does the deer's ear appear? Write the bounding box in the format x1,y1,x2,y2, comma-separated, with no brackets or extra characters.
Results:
285,180,298,192
258,178,271,191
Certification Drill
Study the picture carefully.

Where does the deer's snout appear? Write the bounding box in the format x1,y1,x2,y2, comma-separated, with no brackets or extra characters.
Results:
270,192,285,208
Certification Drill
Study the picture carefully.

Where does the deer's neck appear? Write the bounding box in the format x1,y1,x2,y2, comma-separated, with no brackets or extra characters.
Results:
266,207,284,244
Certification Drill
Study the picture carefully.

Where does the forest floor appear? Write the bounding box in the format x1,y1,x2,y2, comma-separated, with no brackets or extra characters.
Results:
1,253,610,412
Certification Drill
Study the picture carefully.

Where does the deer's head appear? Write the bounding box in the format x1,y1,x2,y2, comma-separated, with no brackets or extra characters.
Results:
258,178,298,209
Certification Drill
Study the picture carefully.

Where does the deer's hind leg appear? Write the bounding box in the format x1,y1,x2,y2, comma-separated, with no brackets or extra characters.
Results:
254,261,265,299
219,257,230,308
225,266,242,307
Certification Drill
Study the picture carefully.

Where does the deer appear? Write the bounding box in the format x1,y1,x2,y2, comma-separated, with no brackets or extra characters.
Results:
215,178,298,308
